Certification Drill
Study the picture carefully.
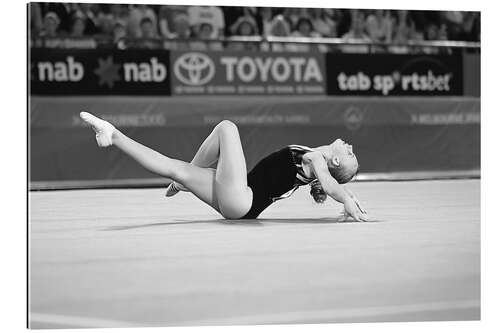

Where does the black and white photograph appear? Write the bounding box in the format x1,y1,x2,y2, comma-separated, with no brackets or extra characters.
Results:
27,1,481,329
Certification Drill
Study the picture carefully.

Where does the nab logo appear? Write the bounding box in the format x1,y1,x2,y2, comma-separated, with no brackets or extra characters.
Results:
93,56,167,88
37,56,84,82
123,57,167,82
174,52,215,86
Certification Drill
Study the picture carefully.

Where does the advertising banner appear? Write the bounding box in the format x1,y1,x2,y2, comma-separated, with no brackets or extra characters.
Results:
30,95,479,183
326,53,463,96
170,51,326,95
30,48,170,95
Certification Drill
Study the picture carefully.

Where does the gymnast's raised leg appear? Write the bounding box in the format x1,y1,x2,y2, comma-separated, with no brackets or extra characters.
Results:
80,112,252,219
166,121,241,195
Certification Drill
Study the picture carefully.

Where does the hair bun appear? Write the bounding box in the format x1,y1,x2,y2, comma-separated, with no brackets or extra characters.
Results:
310,180,327,203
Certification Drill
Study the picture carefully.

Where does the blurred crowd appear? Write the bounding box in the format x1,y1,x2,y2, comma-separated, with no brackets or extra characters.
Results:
30,3,480,52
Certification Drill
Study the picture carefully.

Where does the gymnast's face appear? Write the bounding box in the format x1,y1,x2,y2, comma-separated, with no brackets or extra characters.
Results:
328,139,359,181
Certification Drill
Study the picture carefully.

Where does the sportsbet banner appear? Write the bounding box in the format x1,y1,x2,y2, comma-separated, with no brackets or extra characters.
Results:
326,53,463,96
170,51,326,95
30,48,170,95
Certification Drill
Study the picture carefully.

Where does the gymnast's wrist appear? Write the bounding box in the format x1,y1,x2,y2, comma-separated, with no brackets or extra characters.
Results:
339,190,351,204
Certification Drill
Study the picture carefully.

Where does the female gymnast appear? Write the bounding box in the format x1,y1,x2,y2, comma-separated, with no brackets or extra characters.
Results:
80,112,369,221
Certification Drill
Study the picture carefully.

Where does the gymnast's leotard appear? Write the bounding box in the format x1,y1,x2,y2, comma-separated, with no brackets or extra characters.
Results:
241,145,317,219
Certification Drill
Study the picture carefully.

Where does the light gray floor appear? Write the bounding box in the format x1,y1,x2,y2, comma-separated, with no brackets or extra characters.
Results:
29,180,480,328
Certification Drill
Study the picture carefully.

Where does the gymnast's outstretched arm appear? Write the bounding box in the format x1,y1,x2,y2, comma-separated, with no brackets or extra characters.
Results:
307,152,368,222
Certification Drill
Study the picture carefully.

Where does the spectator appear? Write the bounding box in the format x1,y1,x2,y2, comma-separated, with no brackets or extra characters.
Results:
437,23,449,40
408,24,424,41
342,11,370,40
282,7,307,29
228,16,259,51
459,12,480,41
268,14,291,37
365,10,392,42
392,11,409,41
113,20,127,49
405,23,425,54
95,14,115,38
39,12,60,38
223,6,257,36
389,10,414,53
430,23,451,54
190,22,223,51
41,2,77,34
169,13,192,39
140,17,157,38
29,6,479,50
425,23,439,40
419,23,438,54
158,5,188,38
335,9,352,37
293,16,320,37
128,4,158,38
289,16,324,52
63,12,97,48
261,14,291,52
110,4,129,23
442,11,464,40
188,6,225,38
257,7,275,37
308,8,337,37
424,20,449,42
241,8,259,22
410,10,438,37
341,11,371,53
163,13,192,50
198,22,213,39
238,7,259,34
388,11,424,53
133,17,162,49
229,15,259,36
30,3,43,37
77,3,99,35
38,12,63,48
70,12,87,37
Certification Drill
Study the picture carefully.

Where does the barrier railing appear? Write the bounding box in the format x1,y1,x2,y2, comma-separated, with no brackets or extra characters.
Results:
30,35,480,54
226,36,480,48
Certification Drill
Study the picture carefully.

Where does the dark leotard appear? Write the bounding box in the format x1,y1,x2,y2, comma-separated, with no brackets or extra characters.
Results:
241,145,316,219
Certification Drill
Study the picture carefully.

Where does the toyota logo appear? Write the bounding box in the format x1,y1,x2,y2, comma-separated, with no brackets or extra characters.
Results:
174,52,215,86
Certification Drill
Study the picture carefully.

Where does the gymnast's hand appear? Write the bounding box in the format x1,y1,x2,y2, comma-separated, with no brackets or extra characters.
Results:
344,187,367,215
341,197,369,222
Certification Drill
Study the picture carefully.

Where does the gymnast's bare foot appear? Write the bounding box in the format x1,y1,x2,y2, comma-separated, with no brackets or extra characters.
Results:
165,181,188,197
80,112,116,147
